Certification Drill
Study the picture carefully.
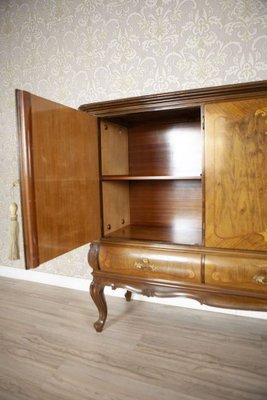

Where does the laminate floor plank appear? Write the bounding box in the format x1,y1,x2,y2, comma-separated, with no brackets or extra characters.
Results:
0,277,266,400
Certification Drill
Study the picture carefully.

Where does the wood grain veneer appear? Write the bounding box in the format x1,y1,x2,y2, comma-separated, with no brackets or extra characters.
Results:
205,97,267,251
205,255,267,293
98,243,201,283
16,90,101,268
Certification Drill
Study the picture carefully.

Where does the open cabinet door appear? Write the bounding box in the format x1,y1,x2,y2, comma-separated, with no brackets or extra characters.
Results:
16,90,101,269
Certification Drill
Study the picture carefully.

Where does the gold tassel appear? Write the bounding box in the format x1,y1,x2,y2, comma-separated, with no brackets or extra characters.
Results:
8,202,20,260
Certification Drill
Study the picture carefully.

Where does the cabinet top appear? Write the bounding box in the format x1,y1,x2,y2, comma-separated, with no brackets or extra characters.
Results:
79,80,267,117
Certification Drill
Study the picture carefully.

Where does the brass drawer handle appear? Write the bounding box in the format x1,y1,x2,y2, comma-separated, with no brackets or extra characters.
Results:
253,275,267,285
134,258,156,272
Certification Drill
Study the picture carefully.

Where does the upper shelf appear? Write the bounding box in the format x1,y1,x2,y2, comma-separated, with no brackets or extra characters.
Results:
101,175,202,181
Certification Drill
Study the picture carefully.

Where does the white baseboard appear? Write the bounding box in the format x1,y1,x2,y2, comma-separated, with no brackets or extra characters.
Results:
0,265,90,291
1,265,267,320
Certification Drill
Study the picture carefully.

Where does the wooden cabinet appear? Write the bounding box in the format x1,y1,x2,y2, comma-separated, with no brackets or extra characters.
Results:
16,81,267,331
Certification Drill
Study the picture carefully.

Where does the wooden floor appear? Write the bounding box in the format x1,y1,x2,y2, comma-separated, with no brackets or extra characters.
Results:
0,277,266,400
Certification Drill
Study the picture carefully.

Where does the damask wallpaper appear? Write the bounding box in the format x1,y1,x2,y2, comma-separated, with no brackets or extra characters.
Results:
0,0,266,277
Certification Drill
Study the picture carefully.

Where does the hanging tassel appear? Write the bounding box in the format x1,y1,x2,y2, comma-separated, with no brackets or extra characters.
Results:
8,202,20,260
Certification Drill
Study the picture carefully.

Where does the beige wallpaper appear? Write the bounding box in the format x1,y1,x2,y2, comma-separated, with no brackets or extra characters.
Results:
0,0,267,277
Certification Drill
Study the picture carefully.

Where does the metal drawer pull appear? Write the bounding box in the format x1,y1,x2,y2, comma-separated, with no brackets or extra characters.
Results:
134,258,156,272
253,275,267,284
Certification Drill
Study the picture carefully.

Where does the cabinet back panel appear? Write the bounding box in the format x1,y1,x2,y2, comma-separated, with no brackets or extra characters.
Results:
129,180,202,244
128,121,202,177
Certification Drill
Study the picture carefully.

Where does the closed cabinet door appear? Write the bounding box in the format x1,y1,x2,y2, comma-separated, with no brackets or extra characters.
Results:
205,97,267,251
16,90,101,268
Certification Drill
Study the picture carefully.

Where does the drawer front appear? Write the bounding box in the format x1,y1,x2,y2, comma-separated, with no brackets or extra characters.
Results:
205,255,267,292
99,244,201,283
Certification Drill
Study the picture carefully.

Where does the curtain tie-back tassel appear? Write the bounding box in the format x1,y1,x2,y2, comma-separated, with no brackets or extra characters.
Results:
8,203,20,260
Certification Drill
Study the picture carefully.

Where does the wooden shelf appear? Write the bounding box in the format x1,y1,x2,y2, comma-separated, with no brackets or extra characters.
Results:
104,224,202,245
101,175,202,181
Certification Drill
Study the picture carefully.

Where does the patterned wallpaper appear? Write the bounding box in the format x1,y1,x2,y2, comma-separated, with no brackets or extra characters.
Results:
0,0,266,277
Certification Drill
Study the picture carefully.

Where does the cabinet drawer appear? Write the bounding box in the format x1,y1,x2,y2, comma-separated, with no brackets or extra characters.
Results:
205,255,267,292
99,244,201,283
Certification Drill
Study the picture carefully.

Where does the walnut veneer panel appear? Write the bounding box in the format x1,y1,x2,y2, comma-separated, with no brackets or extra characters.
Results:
205,98,267,251
99,244,201,283
17,91,101,268
205,255,267,293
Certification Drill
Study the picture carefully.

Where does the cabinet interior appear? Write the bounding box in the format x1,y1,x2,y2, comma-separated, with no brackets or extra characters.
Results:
100,107,203,245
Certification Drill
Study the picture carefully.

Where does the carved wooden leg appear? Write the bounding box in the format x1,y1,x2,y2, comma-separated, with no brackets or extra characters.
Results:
125,290,132,302
90,281,107,332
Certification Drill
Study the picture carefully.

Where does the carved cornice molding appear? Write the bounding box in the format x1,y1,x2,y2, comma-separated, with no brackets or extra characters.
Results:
80,81,267,116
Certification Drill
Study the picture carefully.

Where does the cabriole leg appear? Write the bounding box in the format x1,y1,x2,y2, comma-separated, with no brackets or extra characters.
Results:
90,281,107,332
125,290,132,302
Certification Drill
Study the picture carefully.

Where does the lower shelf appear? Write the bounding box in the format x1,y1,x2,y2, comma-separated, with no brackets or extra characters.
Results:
104,224,202,245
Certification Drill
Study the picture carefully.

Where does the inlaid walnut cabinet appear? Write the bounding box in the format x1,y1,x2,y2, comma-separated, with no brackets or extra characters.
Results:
16,81,267,331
